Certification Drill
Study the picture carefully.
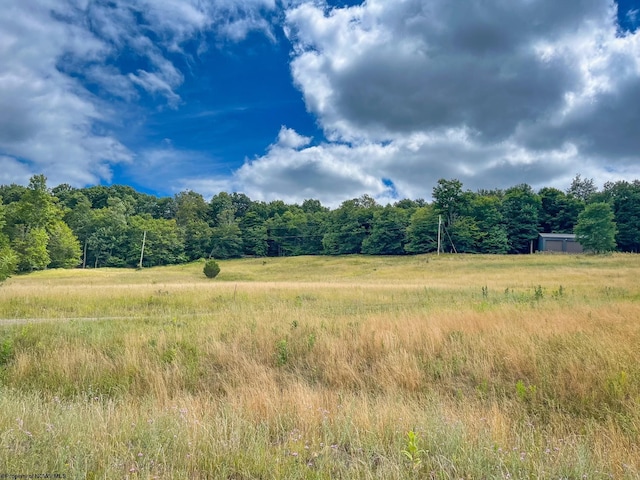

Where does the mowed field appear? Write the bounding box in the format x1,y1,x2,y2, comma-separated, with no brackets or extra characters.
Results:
0,254,638,479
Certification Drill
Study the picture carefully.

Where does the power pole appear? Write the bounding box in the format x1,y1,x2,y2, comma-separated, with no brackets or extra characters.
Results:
138,230,147,268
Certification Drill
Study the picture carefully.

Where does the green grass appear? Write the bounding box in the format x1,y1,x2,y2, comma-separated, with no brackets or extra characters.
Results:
0,253,639,478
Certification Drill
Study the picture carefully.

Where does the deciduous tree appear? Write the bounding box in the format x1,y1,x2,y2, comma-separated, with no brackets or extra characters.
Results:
0,199,17,281
502,184,541,254
574,202,617,253
361,206,409,255
405,205,439,254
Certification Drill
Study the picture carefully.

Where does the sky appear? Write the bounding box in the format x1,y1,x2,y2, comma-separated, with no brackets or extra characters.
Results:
1,0,640,207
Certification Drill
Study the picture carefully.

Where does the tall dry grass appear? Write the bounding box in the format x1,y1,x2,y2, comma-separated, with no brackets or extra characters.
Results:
0,254,639,478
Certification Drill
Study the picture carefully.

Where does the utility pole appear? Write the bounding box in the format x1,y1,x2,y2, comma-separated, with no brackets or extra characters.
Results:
138,230,147,268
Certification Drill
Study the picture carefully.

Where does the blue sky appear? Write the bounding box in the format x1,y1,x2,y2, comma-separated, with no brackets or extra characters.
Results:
1,0,640,206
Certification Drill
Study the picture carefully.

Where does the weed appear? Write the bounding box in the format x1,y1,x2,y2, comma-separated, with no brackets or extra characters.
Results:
0,337,14,366
534,285,544,301
515,380,537,403
276,339,289,366
476,379,489,399
160,347,177,364
608,370,629,400
402,430,426,469
552,285,565,299
306,333,316,350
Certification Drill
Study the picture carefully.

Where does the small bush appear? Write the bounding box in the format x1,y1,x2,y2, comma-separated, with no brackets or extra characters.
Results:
203,259,221,279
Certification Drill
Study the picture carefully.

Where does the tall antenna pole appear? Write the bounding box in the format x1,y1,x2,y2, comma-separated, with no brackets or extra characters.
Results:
437,215,442,255
138,230,147,268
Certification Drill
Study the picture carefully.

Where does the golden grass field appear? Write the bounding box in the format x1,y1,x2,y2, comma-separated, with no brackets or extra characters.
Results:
0,254,638,479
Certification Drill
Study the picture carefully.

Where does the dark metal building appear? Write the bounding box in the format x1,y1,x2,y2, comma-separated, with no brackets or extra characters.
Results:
538,233,583,253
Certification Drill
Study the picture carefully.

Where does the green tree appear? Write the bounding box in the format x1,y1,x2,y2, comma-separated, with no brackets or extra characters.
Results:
567,174,597,203
203,259,221,278
432,179,471,228
51,183,77,209
63,192,94,267
0,184,27,204
0,199,18,281
469,194,508,254
229,193,253,220
13,227,50,271
47,221,82,268
574,202,617,253
208,192,234,226
11,174,61,230
183,220,213,260
82,185,111,209
394,198,427,215
127,215,186,267
86,198,129,268
266,209,305,256
240,211,268,256
598,181,640,252
300,209,328,255
448,216,481,253
481,226,509,254
0,245,17,281
209,209,244,259
5,175,80,271
322,196,378,255
361,206,409,255
502,184,541,254
152,196,177,220
404,205,439,254
175,191,212,260
538,187,583,233
266,207,326,256
301,199,328,215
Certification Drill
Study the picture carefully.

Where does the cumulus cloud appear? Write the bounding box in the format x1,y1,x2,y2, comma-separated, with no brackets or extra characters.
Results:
4,0,640,206
274,126,313,149
0,0,278,187
227,0,639,204
232,127,602,206
234,137,391,206
285,0,617,142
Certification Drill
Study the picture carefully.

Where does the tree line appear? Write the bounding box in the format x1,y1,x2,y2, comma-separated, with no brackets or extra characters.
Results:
1,174,637,280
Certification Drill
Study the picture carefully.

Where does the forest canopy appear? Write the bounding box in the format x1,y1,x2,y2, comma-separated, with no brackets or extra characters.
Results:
1,174,638,279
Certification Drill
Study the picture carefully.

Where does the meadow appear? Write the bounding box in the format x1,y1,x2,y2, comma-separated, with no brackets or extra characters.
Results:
0,254,638,479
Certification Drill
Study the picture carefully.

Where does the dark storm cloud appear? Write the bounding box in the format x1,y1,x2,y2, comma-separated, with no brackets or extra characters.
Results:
332,47,577,142
287,0,614,142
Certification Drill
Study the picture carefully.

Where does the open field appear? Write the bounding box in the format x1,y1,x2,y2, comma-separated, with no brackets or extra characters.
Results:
0,254,639,479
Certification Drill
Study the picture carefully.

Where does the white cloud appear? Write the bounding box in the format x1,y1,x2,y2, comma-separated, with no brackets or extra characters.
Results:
275,126,313,149
229,127,606,206
4,0,640,207
0,0,278,187
0,156,33,187
0,4,131,186
231,0,640,204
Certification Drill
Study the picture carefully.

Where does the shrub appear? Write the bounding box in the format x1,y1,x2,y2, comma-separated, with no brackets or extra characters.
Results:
203,259,221,279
